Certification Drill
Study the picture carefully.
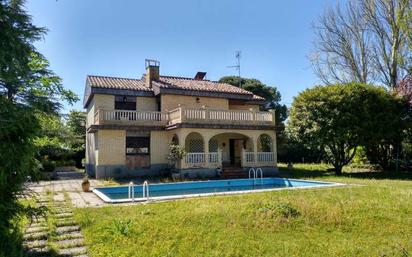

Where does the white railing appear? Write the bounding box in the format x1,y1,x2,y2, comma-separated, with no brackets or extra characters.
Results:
208,152,219,163
184,109,205,120
95,109,168,124
185,153,206,164
257,152,275,162
92,107,275,127
244,152,255,163
183,108,273,123
185,152,222,165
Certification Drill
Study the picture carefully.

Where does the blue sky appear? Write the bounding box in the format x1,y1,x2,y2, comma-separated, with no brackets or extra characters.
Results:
26,0,335,112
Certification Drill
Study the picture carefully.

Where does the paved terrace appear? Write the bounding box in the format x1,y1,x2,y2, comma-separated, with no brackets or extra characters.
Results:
28,171,106,208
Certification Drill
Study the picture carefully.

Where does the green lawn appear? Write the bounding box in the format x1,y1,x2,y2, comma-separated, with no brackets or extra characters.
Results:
74,164,412,257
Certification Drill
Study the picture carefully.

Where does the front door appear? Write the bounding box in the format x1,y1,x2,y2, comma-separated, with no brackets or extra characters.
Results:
229,139,243,167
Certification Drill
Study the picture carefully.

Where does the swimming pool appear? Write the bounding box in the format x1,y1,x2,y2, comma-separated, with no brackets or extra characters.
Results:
93,178,343,203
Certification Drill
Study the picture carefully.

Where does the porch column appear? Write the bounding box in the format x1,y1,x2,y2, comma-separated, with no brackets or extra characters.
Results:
204,135,210,167
253,136,258,166
178,131,187,169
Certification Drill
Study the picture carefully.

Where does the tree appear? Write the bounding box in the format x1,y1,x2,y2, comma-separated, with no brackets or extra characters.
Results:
288,83,407,174
311,0,411,88
361,86,410,170
0,98,41,256
218,76,288,127
0,1,77,254
400,7,412,71
66,110,86,168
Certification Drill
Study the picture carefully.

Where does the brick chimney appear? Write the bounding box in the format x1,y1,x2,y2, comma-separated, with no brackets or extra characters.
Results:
145,59,160,88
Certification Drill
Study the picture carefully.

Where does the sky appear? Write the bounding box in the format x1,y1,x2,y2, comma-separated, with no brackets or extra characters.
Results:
26,0,336,112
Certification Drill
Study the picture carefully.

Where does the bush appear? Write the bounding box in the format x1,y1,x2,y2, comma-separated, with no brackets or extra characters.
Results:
258,203,301,219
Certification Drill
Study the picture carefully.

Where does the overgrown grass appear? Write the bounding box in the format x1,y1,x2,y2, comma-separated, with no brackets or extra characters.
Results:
74,164,412,257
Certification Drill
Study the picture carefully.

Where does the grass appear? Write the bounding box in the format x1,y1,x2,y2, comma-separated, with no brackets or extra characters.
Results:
74,164,412,257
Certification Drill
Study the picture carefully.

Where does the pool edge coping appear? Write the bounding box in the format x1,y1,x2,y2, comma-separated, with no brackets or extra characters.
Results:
92,178,347,204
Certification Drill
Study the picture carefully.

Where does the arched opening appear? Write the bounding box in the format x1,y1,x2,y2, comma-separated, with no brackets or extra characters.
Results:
185,132,204,153
184,132,205,165
257,133,275,163
258,133,273,152
208,132,253,167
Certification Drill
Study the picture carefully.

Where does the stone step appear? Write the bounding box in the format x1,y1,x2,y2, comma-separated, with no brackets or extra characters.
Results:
58,246,87,256
24,246,51,256
55,212,73,218
55,219,77,227
53,209,72,214
26,226,48,233
23,231,48,241
23,239,48,248
28,223,47,229
55,238,84,249
55,231,84,240
56,225,81,234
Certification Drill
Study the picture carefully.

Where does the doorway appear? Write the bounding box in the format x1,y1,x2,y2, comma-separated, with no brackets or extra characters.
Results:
229,139,243,167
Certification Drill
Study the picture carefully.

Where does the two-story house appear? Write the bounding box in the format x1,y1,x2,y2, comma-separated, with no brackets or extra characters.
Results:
84,60,277,179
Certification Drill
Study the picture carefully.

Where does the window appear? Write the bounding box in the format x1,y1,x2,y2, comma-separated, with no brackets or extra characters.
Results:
115,96,136,110
126,137,150,155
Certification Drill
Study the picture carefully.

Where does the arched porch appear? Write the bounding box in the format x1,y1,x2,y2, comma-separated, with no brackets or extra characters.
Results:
175,128,276,171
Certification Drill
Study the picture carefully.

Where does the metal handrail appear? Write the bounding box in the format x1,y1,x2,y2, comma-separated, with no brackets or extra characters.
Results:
256,168,263,184
142,180,150,200
248,168,256,179
128,181,135,202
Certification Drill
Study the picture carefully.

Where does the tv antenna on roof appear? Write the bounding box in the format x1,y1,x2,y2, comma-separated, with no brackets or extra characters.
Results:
227,50,241,88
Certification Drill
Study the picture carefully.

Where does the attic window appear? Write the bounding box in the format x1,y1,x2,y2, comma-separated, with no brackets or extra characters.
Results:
115,96,136,110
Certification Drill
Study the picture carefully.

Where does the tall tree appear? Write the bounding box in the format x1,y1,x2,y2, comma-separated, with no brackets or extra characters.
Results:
288,83,408,174
311,0,411,88
66,110,86,168
0,0,77,254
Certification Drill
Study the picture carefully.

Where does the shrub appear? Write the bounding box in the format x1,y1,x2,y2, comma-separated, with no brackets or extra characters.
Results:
107,220,134,236
258,203,301,219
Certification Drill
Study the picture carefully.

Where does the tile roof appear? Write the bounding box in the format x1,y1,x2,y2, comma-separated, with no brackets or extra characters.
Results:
155,75,254,96
87,75,152,91
86,74,265,101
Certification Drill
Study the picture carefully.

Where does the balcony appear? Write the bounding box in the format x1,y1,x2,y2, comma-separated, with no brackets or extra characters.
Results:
93,109,169,126
168,107,275,127
92,107,275,128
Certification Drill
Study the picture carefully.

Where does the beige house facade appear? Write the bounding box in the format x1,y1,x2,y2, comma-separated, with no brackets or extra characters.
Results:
84,60,278,179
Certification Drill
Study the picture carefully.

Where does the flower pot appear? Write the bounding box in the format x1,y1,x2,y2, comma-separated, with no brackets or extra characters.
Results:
82,182,90,192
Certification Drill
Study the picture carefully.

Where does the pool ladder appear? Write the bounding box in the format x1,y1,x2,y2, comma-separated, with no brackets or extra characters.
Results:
248,168,263,185
128,182,135,202
142,180,150,200
128,180,150,202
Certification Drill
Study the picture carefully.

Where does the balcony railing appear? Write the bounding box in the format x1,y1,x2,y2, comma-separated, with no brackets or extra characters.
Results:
91,107,275,128
94,109,169,126
168,107,275,126
243,152,276,166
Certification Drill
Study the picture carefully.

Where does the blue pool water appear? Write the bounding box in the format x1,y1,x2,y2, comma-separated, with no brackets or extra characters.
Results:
93,178,339,203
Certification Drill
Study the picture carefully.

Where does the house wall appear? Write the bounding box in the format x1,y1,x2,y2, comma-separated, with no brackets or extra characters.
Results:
150,131,171,165
86,97,95,128
229,104,260,111
94,94,115,110
96,130,125,166
160,94,229,112
87,127,277,179
136,96,158,111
